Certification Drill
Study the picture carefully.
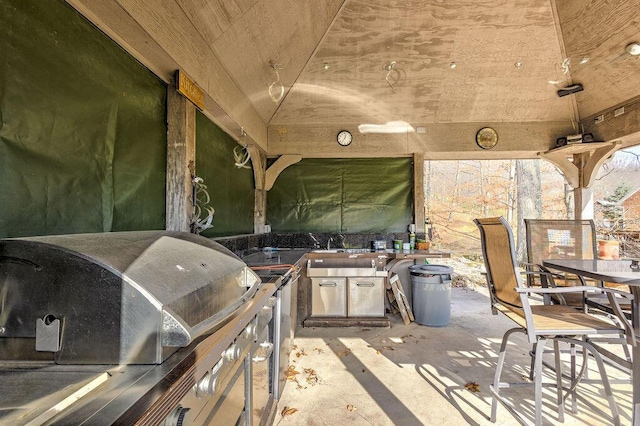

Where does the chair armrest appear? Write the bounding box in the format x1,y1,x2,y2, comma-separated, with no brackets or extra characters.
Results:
515,286,632,298
516,287,636,346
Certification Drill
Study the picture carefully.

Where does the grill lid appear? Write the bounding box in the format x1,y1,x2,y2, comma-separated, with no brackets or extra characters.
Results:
0,231,260,364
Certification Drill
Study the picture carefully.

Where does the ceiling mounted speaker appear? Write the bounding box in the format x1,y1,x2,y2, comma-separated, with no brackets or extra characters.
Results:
557,83,583,97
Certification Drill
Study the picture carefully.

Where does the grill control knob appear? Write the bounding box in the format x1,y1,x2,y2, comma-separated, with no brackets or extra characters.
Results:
243,323,256,340
195,371,218,397
163,406,190,426
224,343,241,361
176,407,190,426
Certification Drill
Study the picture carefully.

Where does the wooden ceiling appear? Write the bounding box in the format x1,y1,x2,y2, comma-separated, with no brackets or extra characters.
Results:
68,0,640,159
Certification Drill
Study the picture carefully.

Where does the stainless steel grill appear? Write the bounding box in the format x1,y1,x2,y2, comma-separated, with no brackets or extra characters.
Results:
0,230,266,424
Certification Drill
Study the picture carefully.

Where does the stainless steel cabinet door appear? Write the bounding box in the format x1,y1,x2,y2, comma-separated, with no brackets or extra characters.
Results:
348,277,384,317
311,278,347,316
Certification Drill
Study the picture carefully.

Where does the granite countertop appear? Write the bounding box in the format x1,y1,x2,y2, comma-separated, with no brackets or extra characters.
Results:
242,249,308,284
241,248,450,283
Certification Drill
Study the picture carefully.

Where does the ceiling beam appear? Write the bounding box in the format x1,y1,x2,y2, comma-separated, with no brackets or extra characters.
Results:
268,122,575,160
581,95,640,147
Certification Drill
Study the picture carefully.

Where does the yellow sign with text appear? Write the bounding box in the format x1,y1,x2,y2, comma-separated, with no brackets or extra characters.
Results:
176,70,205,110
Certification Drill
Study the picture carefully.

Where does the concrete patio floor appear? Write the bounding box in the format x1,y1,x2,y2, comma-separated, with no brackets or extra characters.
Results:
273,286,632,425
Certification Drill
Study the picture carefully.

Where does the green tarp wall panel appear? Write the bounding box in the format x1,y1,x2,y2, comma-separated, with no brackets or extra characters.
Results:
268,158,413,233
195,111,254,237
0,0,166,238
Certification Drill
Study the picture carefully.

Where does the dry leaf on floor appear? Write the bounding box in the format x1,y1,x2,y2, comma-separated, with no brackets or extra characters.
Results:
285,365,300,381
304,368,319,385
401,334,414,339
281,406,298,417
376,349,381,355
347,404,357,411
292,344,298,350
296,349,307,358
382,346,394,351
337,348,351,357
313,347,323,354
465,382,480,393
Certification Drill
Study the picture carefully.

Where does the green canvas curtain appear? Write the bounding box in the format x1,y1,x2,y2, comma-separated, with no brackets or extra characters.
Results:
0,0,166,237
268,158,413,233
195,112,254,237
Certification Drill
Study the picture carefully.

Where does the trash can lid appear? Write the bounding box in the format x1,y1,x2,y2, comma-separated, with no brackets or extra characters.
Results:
409,264,453,276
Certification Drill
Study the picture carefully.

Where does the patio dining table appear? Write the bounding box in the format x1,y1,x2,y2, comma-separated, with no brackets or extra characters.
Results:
542,258,640,425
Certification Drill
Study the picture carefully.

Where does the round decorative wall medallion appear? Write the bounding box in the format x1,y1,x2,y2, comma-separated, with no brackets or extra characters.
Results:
476,127,498,149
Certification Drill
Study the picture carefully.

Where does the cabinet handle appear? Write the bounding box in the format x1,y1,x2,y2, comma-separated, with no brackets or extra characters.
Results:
356,282,375,287
319,282,337,287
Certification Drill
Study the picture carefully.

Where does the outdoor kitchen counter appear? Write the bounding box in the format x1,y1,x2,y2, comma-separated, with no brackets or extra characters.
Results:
304,249,450,259
241,249,450,278
241,248,451,328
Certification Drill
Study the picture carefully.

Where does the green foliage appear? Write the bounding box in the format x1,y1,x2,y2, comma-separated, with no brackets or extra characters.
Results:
602,182,631,221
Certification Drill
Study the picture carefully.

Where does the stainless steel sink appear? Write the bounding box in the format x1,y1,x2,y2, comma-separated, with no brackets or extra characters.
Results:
310,249,345,253
307,267,377,277
306,259,385,277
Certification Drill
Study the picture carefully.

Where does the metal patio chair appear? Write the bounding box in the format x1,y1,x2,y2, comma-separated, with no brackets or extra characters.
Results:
524,218,631,315
475,217,632,426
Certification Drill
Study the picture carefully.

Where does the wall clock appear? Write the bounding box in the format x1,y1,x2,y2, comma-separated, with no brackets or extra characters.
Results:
476,127,498,149
337,130,352,146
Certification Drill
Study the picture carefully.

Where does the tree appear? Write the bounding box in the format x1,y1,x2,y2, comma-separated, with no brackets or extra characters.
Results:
601,182,631,225
516,160,542,262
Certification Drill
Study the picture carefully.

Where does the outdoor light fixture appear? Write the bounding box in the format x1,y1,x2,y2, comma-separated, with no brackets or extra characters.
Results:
358,121,415,134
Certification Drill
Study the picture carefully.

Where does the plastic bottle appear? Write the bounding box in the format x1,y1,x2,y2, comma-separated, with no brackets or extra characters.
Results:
409,231,416,250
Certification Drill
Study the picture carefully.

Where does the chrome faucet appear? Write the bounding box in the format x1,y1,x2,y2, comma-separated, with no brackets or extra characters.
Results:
308,233,321,249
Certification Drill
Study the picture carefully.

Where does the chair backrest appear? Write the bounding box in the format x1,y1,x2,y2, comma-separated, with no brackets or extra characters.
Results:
525,219,597,286
474,217,524,310
525,219,597,264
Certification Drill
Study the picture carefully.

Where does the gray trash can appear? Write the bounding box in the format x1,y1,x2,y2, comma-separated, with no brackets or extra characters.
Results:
409,264,453,326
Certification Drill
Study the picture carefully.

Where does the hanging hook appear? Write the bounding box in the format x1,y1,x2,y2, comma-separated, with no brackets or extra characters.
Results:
268,62,284,103
384,61,399,93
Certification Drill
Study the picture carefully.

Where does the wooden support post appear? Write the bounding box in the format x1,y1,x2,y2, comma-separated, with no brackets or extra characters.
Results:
247,146,268,233
574,187,594,220
413,153,425,231
166,85,196,232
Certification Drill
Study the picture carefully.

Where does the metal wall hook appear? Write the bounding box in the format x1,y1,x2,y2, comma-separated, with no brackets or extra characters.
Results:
384,61,400,93
268,62,284,103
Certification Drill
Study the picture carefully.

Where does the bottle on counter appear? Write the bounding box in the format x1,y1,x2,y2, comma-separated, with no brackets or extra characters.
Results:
409,231,416,250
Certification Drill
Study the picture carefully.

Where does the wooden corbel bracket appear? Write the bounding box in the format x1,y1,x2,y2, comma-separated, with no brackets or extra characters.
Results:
265,154,302,191
539,141,621,189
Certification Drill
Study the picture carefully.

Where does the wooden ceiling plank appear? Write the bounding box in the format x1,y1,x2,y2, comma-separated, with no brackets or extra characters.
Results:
211,0,345,123
110,0,267,146
556,0,640,118
271,0,570,129
265,0,349,124
175,0,252,44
